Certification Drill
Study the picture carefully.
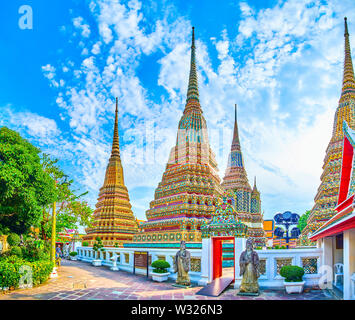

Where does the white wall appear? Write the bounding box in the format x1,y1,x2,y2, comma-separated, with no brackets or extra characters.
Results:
77,245,323,289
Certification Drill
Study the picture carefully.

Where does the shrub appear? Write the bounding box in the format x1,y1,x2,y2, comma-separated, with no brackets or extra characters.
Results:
10,246,22,257
151,260,170,274
0,256,53,289
69,251,78,256
22,238,49,262
274,245,280,249
280,265,305,282
7,233,20,247
82,241,89,247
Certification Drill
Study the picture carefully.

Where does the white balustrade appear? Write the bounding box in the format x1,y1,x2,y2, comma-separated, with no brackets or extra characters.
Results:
76,246,322,288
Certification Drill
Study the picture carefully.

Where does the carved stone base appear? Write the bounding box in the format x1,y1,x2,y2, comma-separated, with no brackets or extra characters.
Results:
172,284,192,289
237,291,260,296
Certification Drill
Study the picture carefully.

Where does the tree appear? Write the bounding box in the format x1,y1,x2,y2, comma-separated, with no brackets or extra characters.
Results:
39,154,94,240
297,210,311,232
0,127,56,234
0,127,93,236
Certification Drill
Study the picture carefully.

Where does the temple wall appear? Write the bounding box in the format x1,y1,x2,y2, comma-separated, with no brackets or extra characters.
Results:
76,246,323,288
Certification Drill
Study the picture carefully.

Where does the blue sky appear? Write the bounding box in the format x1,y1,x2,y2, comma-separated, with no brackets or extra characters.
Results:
1,0,355,223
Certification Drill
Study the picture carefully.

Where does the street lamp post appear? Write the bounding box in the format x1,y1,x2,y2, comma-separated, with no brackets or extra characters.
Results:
50,186,58,278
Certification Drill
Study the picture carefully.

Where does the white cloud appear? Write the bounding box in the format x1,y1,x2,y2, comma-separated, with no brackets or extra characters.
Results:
73,16,91,38
35,0,355,222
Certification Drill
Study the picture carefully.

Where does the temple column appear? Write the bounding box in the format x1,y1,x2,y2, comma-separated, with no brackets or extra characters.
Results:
320,237,334,289
343,229,355,300
199,238,212,285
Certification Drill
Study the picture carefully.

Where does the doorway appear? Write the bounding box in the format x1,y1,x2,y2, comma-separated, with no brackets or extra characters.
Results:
212,237,235,281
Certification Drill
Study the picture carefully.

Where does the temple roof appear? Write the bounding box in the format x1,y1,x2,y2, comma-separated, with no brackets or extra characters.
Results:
186,27,200,106
341,17,355,99
111,97,121,159
221,104,251,191
176,27,209,146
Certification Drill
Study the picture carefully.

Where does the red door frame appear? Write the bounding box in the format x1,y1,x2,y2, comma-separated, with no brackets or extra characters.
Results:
212,237,235,281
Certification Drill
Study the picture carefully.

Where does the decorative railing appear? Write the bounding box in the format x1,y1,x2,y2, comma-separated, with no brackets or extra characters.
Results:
76,246,203,283
256,248,323,288
76,246,322,288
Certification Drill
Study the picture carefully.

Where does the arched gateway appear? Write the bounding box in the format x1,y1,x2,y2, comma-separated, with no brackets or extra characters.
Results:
198,200,248,291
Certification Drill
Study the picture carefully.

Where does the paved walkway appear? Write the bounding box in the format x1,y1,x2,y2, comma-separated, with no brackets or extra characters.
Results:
0,260,334,300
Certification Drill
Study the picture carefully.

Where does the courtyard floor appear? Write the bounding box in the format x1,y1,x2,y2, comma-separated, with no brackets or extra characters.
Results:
0,260,335,300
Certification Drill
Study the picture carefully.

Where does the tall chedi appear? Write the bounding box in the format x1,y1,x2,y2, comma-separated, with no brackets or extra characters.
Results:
222,105,266,247
132,27,223,245
300,18,355,244
83,98,138,247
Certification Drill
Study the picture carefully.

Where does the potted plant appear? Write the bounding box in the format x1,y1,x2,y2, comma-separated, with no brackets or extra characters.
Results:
69,251,78,261
92,237,105,266
280,265,305,294
151,260,171,282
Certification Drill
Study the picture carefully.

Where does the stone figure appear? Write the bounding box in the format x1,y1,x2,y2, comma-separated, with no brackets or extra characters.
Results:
110,253,119,271
239,238,260,295
174,241,191,286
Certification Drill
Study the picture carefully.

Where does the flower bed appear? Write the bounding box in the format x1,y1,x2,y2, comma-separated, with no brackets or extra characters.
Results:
0,256,54,290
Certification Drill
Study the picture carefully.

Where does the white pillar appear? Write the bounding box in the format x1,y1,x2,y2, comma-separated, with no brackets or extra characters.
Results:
321,237,334,289
234,237,246,289
343,229,355,300
199,238,212,285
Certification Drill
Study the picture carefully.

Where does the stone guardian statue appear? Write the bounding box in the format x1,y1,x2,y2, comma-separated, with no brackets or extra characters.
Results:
174,241,191,286
238,238,260,295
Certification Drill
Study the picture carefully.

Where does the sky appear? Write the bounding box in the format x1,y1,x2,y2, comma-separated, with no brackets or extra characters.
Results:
1,0,355,223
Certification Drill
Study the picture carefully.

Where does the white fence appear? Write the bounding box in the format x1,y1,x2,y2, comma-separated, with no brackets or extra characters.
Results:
77,246,202,283
76,246,323,288
257,248,323,288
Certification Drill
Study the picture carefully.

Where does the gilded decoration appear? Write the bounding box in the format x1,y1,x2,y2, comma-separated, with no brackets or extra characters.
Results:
190,257,201,272
201,201,248,239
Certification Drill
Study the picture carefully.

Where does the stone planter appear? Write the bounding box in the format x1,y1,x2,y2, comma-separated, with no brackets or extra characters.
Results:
284,281,305,294
92,259,102,267
151,272,170,282
70,256,78,261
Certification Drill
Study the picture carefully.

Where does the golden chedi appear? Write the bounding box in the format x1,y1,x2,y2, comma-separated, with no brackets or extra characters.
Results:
83,98,138,247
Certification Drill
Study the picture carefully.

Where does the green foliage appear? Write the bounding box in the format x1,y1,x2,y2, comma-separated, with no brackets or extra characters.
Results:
280,265,305,282
151,260,170,273
82,241,89,247
7,233,20,246
21,238,50,262
93,237,104,253
298,210,311,232
274,245,280,249
69,251,77,256
10,246,22,257
0,127,57,234
39,154,94,241
0,127,93,237
0,255,53,289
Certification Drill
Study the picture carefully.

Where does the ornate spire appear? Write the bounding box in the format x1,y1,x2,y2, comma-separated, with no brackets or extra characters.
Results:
232,104,241,149
252,176,259,193
111,97,120,158
341,17,355,98
186,27,200,105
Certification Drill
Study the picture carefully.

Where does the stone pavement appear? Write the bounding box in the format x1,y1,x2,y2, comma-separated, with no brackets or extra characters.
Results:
0,260,334,300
